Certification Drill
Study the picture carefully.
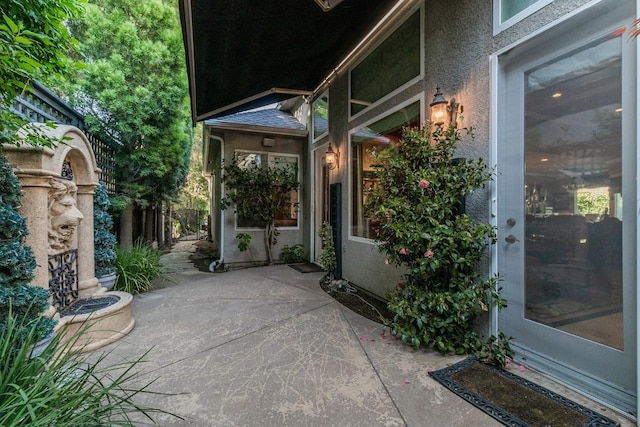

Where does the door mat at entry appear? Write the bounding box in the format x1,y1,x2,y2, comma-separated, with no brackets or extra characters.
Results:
288,263,325,273
429,357,620,427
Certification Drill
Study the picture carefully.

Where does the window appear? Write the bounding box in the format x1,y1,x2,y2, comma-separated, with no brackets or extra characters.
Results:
234,151,299,229
312,93,328,141
350,10,421,117
350,100,421,239
494,0,552,34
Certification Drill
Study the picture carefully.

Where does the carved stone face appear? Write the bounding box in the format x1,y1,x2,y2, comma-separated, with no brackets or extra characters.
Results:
48,178,84,255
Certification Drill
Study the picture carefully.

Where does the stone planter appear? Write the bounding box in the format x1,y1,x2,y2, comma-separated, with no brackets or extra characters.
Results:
30,330,55,359
97,272,117,290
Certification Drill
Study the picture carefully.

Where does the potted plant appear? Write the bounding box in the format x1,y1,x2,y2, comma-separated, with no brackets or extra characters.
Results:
0,152,56,351
94,181,117,289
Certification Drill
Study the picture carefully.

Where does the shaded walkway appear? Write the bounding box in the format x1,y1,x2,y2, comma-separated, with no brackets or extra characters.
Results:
100,240,631,426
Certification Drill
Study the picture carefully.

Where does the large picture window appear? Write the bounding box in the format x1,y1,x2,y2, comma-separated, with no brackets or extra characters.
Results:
350,101,421,239
350,11,421,117
234,151,299,229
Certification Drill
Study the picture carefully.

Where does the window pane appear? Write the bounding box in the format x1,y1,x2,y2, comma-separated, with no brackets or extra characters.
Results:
235,152,299,228
350,11,420,116
236,152,267,170
501,0,539,22
523,36,623,349
313,94,328,140
272,155,299,227
351,101,421,238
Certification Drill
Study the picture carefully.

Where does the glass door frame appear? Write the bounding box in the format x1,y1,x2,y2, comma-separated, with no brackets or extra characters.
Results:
490,0,637,416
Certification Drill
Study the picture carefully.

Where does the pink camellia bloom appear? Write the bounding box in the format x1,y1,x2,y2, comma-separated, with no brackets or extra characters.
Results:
418,179,430,189
424,249,434,258
384,259,390,265
399,247,409,255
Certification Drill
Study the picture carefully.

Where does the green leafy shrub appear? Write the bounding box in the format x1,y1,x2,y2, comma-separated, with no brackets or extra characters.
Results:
368,125,509,360
280,243,304,263
318,222,336,278
0,313,179,426
94,181,117,277
221,156,299,264
114,240,167,295
236,232,252,252
0,153,55,343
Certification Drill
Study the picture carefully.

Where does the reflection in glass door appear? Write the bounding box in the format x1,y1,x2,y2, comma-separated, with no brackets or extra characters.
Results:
497,1,636,413
523,36,623,350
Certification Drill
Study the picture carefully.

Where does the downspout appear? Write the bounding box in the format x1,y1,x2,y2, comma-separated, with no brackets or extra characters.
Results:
208,134,225,272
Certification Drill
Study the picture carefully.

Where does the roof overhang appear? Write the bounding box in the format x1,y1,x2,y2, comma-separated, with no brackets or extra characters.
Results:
205,121,308,138
179,0,406,123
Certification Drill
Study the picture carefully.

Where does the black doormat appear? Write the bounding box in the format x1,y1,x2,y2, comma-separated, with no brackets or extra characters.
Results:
288,263,325,273
429,358,620,427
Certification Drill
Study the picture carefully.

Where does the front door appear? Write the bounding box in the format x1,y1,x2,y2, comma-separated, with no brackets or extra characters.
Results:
497,1,636,414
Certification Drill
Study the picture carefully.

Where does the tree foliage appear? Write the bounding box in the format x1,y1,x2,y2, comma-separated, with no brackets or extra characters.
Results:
0,0,81,148
50,0,192,208
221,156,299,264
368,125,510,362
0,153,56,343
174,123,209,212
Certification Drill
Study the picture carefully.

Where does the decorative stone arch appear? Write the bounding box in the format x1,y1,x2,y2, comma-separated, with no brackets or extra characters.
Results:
4,124,102,298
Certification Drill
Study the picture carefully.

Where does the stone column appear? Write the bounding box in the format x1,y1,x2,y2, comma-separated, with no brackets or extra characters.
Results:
15,173,52,290
77,184,101,297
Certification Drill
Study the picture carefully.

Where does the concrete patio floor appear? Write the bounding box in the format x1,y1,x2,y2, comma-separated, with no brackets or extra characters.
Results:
98,240,633,426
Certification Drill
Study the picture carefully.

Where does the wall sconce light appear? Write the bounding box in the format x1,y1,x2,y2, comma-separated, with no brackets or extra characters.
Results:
262,137,275,147
325,143,339,170
430,85,448,126
430,86,461,127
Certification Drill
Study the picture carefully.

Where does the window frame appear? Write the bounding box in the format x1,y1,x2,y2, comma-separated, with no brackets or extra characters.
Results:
348,5,424,120
493,0,553,35
232,149,301,231
312,92,329,142
348,94,424,244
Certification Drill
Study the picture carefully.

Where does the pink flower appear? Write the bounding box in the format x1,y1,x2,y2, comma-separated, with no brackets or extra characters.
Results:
424,249,434,258
384,259,390,265
418,179,430,189
360,337,369,342
399,248,409,255
403,379,411,384
385,211,391,219
518,365,526,372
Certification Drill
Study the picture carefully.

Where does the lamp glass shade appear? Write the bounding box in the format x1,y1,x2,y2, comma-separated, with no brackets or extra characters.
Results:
325,147,337,169
431,103,447,125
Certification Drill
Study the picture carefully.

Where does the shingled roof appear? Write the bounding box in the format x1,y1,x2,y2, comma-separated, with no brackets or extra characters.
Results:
204,107,307,137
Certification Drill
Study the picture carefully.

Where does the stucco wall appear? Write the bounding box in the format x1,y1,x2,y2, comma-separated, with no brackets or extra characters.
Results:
322,0,598,298
222,132,307,265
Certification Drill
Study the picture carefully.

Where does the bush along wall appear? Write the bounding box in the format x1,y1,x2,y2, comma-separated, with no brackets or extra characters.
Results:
94,181,116,278
367,124,511,366
0,152,55,345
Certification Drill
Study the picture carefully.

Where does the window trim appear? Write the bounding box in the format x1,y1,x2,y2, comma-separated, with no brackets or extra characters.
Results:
348,94,424,244
493,0,553,35
348,4,424,121
312,92,329,142
232,149,301,231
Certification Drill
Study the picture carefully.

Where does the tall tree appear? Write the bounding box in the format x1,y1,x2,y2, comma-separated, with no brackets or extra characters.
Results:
50,0,192,247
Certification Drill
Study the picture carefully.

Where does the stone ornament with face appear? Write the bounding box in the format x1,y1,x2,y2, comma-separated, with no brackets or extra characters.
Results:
48,178,84,255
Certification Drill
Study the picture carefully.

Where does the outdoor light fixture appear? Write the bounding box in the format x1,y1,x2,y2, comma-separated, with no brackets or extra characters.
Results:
325,143,339,170
430,85,448,126
430,85,461,127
